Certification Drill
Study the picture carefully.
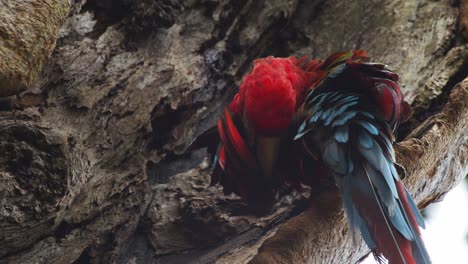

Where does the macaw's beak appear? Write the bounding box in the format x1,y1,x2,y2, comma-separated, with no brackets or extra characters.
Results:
256,136,281,179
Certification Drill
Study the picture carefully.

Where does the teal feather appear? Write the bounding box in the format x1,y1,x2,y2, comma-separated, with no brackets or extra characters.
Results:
309,112,321,123
294,128,311,140
360,218,377,248
405,188,426,228
363,162,396,213
358,131,374,149
334,126,349,143
363,163,413,241
298,121,307,134
321,108,333,120
358,135,399,199
324,140,348,174
387,157,399,180
381,135,396,161
359,111,375,120
324,101,359,126
358,121,379,135
332,111,358,126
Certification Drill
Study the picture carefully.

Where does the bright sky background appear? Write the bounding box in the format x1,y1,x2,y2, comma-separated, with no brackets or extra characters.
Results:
362,180,468,264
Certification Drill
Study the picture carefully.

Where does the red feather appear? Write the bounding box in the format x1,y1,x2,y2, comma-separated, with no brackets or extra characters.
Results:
355,190,415,264
222,108,256,166
230,57,311,136
375,84,396,122
396,181,421,235
218,145,226,170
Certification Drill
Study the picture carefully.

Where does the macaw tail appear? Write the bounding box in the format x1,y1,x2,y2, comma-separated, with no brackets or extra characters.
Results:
296,51,430,263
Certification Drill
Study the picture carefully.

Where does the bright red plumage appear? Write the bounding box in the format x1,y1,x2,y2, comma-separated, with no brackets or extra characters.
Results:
201,55,322,204
230,57,308,136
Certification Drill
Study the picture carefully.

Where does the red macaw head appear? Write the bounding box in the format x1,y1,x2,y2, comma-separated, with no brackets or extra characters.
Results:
229,56,310,137
227,57,318,178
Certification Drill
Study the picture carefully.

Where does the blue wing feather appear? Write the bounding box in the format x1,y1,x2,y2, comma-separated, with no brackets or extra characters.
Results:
333,111,358,126
405,188,426,228
358,121,379,135
296,52,429,263
334,126,349,143
297,91,428,261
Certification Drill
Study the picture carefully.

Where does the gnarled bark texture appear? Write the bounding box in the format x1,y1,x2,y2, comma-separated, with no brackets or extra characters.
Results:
0,0,466,263
0,0,70,96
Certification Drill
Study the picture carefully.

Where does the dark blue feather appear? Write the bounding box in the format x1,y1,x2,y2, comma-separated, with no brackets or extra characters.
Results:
387,157,399,180
358,121,379,135
363,163,413,241
309,112,321,123
307,91,330,105
324,101,359,126
294,128,311,140
358,131,374,149
363,162,397,215
387,201,414,241
405,188,426,228
337,175,363,244
358,135,398,198
321,108,333,120
381,135,396,161
332,111,358,126
324,140,348,174
298,120,307,134
334,126,349,143
359,111,375,120
347,158,354,174
359,216,377,249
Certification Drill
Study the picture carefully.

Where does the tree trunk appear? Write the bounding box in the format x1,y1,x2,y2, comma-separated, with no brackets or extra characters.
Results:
0,0,466,263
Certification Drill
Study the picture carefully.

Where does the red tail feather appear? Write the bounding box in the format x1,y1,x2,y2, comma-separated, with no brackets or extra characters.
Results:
356,192,415,264
396,181,421,235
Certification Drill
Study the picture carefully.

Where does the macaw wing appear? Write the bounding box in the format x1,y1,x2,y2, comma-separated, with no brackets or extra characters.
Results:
295,51,430,264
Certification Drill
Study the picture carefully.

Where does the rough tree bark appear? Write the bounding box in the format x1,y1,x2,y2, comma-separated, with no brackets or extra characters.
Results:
0,0,466,264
